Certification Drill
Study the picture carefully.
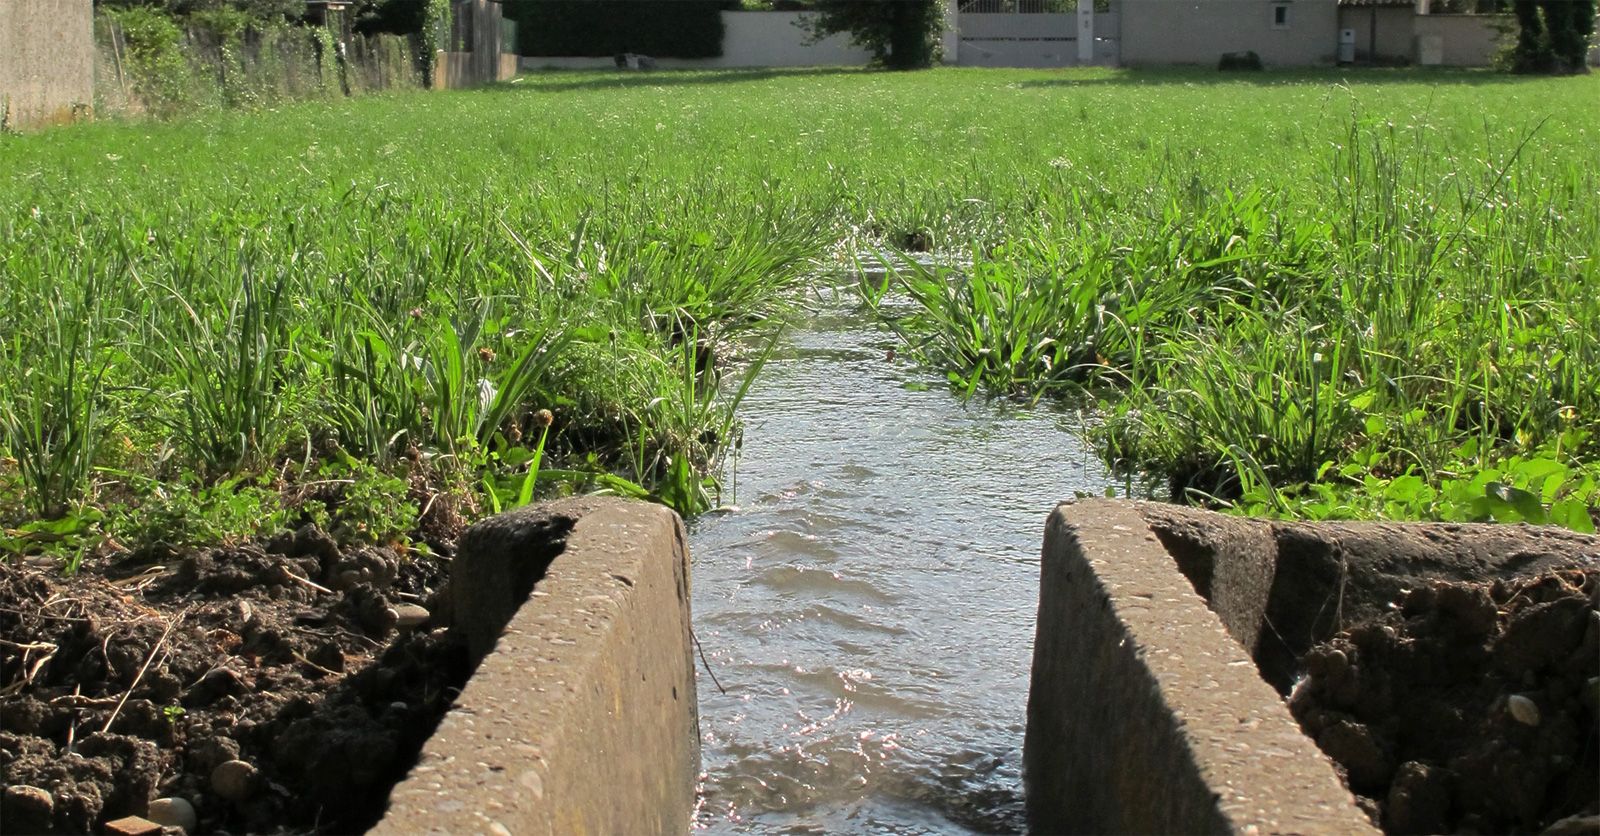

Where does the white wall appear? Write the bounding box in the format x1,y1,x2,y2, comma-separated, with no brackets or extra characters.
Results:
1410,13,1504,65
1120,0,1342,67
520,11,872,70
720,11,871,66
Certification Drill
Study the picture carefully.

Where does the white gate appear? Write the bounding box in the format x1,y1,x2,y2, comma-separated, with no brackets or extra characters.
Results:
954,0,1119,67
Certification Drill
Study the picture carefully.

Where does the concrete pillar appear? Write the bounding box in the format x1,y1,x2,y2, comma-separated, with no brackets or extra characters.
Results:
0,0,94,129
942,0,960,64
1076,0,1094,64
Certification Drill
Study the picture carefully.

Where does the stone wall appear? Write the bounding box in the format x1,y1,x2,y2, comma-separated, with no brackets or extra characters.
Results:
0,0,94,129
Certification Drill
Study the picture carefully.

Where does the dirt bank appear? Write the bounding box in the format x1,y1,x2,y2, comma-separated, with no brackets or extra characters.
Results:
0,527,468,834
1289,567,1599,834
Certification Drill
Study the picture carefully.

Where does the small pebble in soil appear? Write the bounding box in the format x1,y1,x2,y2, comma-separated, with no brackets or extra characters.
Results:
1507,693,1542,726
394,604,431,630
147,796,198,833
211,759,260,802
1,785,55,833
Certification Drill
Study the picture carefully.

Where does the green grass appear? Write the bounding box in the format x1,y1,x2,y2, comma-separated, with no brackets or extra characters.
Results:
3,66,1598,562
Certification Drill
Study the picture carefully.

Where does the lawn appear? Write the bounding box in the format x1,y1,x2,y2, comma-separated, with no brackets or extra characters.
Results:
2,66,1597,563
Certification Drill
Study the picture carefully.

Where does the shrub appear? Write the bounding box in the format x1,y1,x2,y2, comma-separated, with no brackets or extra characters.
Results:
100,6,199,114
802,0,945,69
1508,0,1596,73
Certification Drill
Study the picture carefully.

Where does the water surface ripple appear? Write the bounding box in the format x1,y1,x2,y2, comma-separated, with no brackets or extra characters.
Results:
691,294,1116,834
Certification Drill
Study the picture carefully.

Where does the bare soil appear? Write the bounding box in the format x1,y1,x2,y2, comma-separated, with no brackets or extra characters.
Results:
1289,567,1599,834
0,526,469,834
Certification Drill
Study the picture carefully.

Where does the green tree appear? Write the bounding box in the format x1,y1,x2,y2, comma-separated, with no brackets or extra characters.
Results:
1509,0,1595,73
94,0,304,20
803,0,945,70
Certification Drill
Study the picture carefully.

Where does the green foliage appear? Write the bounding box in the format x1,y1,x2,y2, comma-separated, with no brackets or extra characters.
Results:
154,248,298,476
1508,0,1597,73
311,26,340,94
850,77,1598,532
97,0,305,18
420,0,449,84
1233,439,1598,534
505,1,731,58
3,67,1598,552
305,459,420,544
0,267,111,521
108,477,292,551
100,6,199,113
802,0,945,69
479,417,554,513
95,6,417,118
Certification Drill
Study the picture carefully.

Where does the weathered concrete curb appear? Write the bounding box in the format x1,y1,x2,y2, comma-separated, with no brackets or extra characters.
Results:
1026,498,1600,834
1025,498,1377,834
375,497,698,836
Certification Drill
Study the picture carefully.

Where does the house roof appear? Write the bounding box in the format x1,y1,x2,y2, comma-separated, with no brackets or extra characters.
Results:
1337,0,1414,7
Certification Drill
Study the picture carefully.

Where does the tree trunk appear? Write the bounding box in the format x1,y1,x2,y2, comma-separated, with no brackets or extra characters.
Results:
887,1,919,69
1511,0,1546,72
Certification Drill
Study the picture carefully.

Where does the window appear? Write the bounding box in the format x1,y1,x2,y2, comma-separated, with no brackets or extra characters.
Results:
1272,3,1291,28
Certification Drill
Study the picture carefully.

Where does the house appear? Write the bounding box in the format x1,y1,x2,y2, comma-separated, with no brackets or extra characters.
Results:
899,0,1523,70
1118,0,1343,67
1116,0,1522,68
0,0,94,129
502,0,1582,71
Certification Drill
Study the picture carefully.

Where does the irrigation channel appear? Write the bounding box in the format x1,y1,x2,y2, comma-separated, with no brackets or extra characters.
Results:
688,281,1125,833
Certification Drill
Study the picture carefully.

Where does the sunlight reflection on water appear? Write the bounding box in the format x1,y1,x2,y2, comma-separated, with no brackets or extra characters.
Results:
689,292,1117,834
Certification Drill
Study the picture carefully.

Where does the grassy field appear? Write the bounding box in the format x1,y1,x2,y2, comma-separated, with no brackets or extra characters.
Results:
2,67,1597,563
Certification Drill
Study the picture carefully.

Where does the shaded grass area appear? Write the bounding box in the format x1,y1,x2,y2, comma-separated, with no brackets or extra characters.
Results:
1,67,1597,567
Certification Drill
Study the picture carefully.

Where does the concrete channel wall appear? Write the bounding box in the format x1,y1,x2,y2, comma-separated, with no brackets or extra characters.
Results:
376,497,698,835
1026,499,1375,834
0,0,94,129
1026,497,1600,833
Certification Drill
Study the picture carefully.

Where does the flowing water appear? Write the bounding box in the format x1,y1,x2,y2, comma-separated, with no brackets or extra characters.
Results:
689,286,1123,833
